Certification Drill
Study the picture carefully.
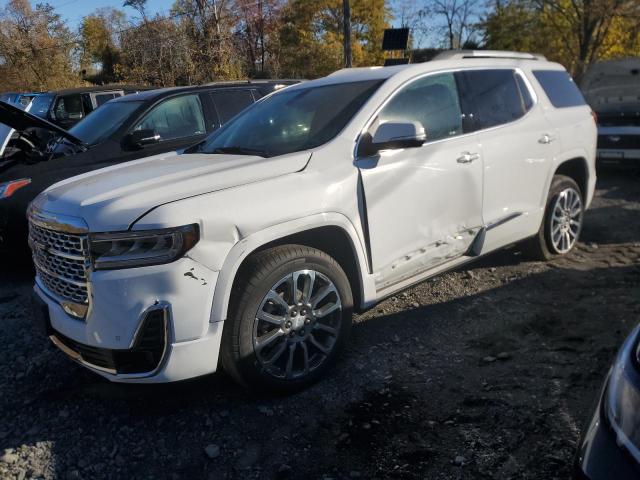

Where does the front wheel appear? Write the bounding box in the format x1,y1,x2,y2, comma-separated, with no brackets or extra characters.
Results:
524,174,584,260
221,245,353,392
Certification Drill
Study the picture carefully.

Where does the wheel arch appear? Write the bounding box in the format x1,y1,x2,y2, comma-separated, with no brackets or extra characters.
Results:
209,213,375,324
553,156,589,199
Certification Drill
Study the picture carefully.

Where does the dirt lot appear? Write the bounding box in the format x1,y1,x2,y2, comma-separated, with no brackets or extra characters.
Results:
0,170,638,480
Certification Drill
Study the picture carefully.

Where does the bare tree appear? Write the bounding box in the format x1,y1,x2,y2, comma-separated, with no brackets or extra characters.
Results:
429,0,480,49
393,0,434,49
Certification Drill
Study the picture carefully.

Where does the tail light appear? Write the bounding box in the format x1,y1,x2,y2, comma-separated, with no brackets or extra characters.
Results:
591,110,598,124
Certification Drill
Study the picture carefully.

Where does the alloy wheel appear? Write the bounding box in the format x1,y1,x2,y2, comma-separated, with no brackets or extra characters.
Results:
550,187,583,254
252,270,342,380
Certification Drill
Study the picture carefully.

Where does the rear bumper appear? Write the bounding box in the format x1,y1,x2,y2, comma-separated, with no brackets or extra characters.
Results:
597,148,640,162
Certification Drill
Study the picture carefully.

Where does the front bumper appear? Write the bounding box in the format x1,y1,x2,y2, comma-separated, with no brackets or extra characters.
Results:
34,257,224,383
574,379,640,480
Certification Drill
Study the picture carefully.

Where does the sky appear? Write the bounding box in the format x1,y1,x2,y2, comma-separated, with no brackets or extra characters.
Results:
27,0,176,27
21,0,409,29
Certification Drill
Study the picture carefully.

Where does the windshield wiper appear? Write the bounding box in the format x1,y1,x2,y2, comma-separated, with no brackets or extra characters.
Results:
210,146,271,158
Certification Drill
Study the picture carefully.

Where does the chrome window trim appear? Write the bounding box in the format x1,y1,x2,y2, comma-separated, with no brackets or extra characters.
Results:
354,66,540,160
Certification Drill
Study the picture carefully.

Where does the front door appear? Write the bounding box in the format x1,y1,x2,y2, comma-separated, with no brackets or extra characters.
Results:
356,72,484,290
119,93,209,163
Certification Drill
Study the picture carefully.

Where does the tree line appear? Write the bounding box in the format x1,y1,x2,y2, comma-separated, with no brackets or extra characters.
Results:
0,0,638,92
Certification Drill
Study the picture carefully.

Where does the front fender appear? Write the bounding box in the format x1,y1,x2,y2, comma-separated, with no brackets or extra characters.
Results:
208,212,377,323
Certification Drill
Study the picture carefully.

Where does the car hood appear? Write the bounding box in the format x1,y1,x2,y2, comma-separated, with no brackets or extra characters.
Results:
0,101,85,148
31,150,311,231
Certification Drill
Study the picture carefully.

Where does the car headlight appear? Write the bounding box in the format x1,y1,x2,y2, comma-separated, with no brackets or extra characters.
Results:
90,224,199,270
0,178,31,199
603,326,640,463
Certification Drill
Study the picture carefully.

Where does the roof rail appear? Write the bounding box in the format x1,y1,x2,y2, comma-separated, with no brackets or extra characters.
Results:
433,50,547,61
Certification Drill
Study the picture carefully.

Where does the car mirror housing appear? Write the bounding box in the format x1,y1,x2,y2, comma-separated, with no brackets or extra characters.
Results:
125,129,160,149
371,121,426,153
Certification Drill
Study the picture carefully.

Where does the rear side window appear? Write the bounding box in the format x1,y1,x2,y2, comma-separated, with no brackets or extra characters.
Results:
95,92,119,107
532,70,586,108
458,69,529,130
54,95,84,121
211,90,255,123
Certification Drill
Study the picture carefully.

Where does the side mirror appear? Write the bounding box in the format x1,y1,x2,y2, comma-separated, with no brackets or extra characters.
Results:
125,129,160,149
371,121,426,153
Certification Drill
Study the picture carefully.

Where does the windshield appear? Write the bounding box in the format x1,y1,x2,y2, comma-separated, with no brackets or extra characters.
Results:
192,80,384,158
29,95,54,119
69,100,143,145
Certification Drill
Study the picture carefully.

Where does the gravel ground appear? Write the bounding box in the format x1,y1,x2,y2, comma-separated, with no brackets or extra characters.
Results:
0,170,639,480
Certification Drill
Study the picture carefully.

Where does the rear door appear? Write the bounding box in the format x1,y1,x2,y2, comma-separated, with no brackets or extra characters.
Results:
357,72,484,289
457,68,557,249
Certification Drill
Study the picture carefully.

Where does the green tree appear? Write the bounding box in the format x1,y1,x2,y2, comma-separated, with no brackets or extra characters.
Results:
482,0,640,78
279,0,390,78
79,8,126,84
0,0,77,91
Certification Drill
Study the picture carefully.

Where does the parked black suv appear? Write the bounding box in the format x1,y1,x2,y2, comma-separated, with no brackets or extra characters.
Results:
28,85,148,129
0,80,298,253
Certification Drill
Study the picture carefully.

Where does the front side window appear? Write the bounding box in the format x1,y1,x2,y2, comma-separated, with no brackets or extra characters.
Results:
69,101,144,146
29,95,54,118
533,70,586,108
133,94,206,141
54,95,84,121
377,72,463,142
459,69,529,130
192,80,383,158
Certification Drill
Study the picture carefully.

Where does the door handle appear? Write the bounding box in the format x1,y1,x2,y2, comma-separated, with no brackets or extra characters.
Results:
457,152,480,164
538,134,556,144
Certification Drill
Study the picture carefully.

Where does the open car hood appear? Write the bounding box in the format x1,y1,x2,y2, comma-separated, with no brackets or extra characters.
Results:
0,101,85,148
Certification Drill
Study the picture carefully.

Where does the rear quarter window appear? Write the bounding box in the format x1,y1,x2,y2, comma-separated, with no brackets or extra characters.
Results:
532,70,586,108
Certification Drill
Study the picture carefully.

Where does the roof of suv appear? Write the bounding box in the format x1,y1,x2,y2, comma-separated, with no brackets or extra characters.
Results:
291,50,563,90
42,85,150,96
111,80,300,103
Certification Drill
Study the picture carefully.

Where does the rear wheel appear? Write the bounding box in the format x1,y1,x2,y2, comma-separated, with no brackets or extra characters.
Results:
524,175,584,260
221,245,353,392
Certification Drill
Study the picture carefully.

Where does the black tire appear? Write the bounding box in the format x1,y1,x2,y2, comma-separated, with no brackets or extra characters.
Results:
221,245,353,392
523,174,584,261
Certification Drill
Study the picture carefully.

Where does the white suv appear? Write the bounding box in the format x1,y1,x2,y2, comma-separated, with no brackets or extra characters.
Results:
29,51,597,391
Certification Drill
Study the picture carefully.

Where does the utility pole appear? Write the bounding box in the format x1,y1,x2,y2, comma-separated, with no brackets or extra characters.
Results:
343,0,352,68
259,0,265,72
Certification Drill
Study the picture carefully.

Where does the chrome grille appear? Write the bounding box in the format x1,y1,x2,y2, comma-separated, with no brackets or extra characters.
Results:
28,221,89,313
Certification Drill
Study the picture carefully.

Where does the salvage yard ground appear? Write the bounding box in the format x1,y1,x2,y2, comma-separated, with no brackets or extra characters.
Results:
0,170,639,480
